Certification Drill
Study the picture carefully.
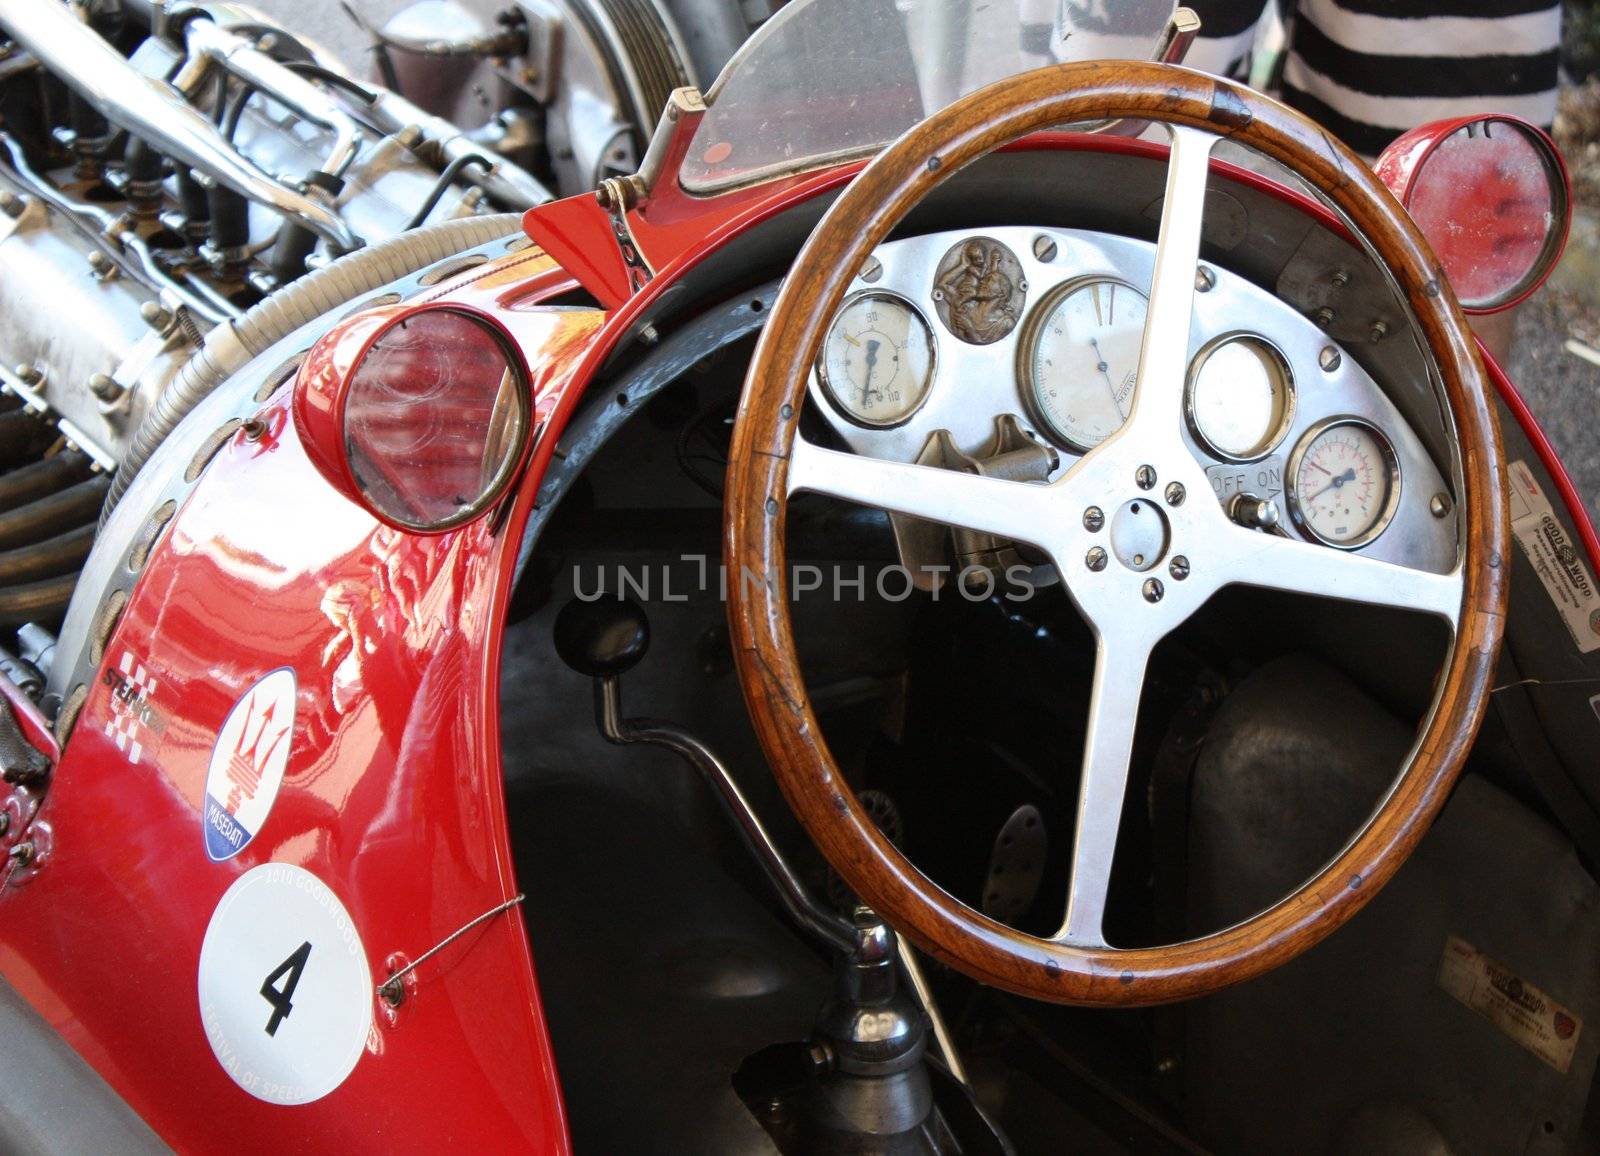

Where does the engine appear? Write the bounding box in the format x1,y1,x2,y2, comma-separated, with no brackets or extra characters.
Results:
0,0,764,699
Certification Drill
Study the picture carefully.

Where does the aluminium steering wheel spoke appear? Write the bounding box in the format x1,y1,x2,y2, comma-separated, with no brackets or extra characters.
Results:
1217,524,1464,623
1053,630,1157,948
1119,124,1218,443
788,435,1058,548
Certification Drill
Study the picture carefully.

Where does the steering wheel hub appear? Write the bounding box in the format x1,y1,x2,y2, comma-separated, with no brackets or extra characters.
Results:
1108,497,1169,572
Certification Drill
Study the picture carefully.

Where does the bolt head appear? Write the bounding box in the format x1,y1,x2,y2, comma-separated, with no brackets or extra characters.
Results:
1369,320,1390,343
859,256,883,283
1430,492,1452,519
1195,265,1216,292
12,363,40,385
1135,465,1157,491
1314,307,1335,329
1142,578,1164,603
1164,482,1185,507
1169,555,1190,581
1083,506,1105,533
88,372,121,402
1319,346,1342,373
0,191,23,219
1086,546,1108,572
1033,234,1058,263
87,249,110,272
140,301,176,333
8,841,34,866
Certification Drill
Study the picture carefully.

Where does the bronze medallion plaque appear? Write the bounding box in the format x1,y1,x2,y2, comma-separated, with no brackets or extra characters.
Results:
931,236,1025,345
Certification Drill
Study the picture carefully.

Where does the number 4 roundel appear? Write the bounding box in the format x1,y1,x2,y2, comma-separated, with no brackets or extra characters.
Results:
198,864,372,1105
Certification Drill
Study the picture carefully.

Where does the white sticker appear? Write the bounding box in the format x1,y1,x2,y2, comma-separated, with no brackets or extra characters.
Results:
203,668,295,861
1437,935,1582,1073
1507,460,1600,654
198,863,373,1105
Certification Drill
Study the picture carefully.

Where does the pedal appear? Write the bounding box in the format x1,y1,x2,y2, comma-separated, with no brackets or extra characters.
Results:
982,804,1046,925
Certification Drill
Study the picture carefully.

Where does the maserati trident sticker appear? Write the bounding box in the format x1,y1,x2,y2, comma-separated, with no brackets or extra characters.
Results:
203,669,296,861
198,863,373,1104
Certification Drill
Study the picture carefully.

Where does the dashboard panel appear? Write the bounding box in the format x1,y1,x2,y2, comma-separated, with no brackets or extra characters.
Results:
804,226,1458,575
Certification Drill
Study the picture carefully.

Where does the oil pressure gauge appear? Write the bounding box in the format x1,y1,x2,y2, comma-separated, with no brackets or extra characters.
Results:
817,292,936,428
1287,418,1402,548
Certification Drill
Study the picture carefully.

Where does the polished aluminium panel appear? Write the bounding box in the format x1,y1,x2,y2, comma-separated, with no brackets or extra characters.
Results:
806,223,1456,576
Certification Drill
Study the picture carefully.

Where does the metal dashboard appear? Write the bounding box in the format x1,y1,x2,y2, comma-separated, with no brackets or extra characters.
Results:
803,225,1458,575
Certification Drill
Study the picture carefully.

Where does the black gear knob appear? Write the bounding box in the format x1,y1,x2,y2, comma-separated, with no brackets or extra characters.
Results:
554,596,651,678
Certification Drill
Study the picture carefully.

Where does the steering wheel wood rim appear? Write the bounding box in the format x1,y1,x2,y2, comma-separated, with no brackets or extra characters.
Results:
723,62,1508,1006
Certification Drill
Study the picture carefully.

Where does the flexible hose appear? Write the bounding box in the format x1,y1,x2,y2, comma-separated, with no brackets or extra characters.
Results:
0,454,92,508
0,572,81,627
103,212,525,521
0,478,110,552
0,524,95,585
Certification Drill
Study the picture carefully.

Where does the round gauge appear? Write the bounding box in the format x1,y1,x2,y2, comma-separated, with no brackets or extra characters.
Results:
1287,419,1402,548
817,292,936,428
1186,336,1295,461
1022,278,1148,452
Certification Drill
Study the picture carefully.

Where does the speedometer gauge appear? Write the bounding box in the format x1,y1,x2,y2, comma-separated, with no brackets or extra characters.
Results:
1021,278,1147,452
817,292,936,428
1287,419,1402,548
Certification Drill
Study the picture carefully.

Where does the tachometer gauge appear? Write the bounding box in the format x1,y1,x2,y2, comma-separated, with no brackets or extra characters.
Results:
1186,336,1294,461
817,292,936,428
1021,278,1147,452
1287,419,1402,548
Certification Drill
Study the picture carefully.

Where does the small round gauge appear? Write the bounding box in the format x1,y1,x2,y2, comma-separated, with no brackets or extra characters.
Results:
1186,336,1295,461
817,292,936,428
1287,419,1402,548
1021,278,1148,452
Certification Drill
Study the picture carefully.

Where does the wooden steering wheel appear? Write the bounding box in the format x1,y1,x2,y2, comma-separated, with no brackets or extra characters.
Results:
723,62,1508,1006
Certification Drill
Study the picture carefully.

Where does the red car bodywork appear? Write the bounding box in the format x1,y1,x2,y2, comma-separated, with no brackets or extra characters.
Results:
0,131,1592,1151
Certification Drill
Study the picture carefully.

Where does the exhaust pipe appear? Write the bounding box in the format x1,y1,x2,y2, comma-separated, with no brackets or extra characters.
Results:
0,0,357,251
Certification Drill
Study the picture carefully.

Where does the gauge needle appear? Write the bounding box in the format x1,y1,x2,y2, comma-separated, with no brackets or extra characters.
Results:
1305,467,1357,505
862,339,880,403
1089,337,1125,415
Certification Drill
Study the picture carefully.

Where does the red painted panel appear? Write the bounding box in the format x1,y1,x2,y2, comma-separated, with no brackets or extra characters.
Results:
0,409,569,1151
0,249,600,1149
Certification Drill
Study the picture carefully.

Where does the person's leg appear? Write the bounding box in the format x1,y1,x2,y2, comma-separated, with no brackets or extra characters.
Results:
1184,0,1275,79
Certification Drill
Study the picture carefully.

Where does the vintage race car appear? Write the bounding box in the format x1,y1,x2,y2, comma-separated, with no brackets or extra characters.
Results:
0,1,1597,1152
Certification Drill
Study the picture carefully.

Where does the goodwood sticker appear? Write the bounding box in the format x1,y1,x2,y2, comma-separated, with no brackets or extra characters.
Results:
203,669,296,862
1437,935,1583,1073
1507,460,1600,654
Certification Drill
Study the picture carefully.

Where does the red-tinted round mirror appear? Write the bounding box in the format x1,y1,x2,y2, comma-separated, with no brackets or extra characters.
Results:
1378,115,1571,313
342,309,530,531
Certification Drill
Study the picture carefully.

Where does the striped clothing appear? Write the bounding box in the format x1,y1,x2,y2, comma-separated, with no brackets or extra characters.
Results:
1185,0,1561,157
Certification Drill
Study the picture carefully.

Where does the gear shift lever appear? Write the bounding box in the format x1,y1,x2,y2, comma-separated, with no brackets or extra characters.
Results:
554,594,860,954
553,596,989,1150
